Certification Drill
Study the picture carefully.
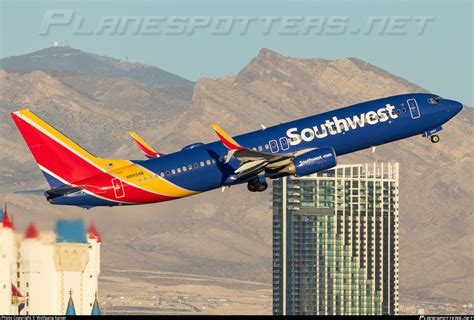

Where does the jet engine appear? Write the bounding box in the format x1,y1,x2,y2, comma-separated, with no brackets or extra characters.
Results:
282,147,336,177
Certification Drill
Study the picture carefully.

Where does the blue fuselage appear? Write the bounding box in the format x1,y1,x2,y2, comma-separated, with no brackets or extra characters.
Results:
132,93,463,193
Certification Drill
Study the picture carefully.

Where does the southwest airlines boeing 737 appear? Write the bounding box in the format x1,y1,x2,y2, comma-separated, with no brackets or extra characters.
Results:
11,93,463,208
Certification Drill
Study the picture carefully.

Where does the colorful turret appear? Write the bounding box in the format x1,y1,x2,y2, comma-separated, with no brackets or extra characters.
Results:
24,223,39,239
1,210,102,315
65,290,76,316
2,205,13,229
91,292,101,316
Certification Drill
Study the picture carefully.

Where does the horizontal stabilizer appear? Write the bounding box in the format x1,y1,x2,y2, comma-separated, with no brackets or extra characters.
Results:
45,186,84,200
14,188,46,196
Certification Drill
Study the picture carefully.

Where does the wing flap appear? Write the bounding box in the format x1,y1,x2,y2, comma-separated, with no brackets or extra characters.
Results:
234,159,268,174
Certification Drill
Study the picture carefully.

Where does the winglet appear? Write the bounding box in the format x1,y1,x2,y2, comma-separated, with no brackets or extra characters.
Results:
128,132,161,158
210,124,245,151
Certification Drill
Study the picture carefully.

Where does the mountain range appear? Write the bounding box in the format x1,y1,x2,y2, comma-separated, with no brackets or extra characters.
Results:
0,46,472,313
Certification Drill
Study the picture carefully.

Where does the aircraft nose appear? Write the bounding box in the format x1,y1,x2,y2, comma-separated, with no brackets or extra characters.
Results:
444,99,463,115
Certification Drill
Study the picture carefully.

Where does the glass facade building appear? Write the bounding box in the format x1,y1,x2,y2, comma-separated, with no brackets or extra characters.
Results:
273,163,399,315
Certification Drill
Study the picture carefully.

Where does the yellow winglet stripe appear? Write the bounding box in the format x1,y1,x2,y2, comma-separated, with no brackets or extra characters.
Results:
129,132,158,154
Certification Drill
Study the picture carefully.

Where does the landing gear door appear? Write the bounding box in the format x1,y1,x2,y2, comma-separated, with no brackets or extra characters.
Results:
407,98,420,119
112,178,125,198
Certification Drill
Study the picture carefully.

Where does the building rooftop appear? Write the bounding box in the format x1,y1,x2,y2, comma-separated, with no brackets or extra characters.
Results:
24,223,39,239
87,224,102,243
1,207,14,229
55,219,88,244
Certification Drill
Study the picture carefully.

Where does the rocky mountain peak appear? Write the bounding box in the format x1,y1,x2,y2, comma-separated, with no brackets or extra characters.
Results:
0,46,194,88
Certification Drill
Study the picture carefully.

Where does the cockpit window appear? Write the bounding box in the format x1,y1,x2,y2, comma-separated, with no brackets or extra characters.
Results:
427,96,442,104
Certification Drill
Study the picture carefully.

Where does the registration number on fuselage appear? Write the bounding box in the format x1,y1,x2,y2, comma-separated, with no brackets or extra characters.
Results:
126,171,144,179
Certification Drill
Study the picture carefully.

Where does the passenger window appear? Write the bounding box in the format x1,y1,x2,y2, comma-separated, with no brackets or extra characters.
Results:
166,171,170,176
258,146,263,151
177,168,181,173
212,159,216,164
206,159,211,165
160,172,165,177
269,140,279,153
182,166,187,172
200,161,205,167
279,137,289,151
193,163,198,168
187,165,192,170
171,169,176,175
265,144,269,150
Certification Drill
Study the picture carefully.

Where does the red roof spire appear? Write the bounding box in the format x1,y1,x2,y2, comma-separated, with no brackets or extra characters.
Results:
25,223,39,239
87,224,102,243
12,284,23,297
2,205,13,229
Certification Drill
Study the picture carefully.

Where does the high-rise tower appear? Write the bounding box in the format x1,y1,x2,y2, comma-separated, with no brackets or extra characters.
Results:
273,163,399,315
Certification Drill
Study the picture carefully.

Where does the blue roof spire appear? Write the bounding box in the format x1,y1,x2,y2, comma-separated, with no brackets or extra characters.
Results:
66,289,76,315
91,292,101,316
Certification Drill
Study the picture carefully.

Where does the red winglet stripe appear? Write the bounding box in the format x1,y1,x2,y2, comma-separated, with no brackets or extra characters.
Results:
133,139,159,158
215,131,239,150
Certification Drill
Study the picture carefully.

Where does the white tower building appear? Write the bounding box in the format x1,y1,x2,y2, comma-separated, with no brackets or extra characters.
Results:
0,207,17,315
19,224,59,315
0,210,102,316
82,224,101,314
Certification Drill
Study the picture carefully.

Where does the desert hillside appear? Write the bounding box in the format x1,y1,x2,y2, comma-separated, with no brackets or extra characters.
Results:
0,47,472,311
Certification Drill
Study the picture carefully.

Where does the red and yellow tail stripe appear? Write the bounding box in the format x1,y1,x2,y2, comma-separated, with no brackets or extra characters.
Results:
11,109,196,204
129,131,161,158
210,124,245,151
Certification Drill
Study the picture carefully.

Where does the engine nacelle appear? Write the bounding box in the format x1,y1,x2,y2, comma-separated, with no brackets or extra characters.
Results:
284,147,336,177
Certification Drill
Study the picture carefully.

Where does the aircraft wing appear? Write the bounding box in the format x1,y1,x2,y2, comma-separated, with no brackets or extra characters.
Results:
211,124,302,179
129,132,163,159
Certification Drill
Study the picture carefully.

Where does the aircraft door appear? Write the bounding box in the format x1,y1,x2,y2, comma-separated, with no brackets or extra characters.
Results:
407,98,421,119
269,140,279,153
279,137,289,151
112,178,125,198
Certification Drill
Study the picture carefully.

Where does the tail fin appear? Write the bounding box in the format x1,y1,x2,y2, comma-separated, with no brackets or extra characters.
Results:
11,109,125,187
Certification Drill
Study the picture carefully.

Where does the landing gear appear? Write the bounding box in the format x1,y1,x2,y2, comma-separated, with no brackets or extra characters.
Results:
247,177,268,192
430,135,440,143
424,127,442,143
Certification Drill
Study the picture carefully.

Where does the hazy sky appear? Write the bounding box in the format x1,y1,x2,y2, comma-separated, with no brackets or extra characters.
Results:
0,0,472,105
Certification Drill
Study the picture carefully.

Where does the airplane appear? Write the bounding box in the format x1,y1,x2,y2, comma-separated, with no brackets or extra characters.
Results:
10,93,463,208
